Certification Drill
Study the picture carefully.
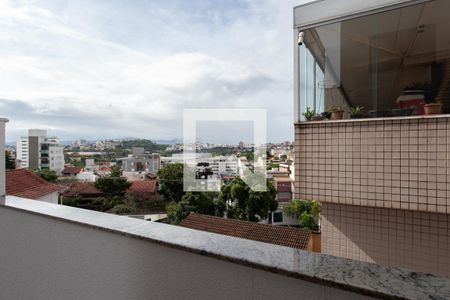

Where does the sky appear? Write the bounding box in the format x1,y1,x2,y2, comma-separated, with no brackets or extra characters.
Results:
0,0,311,144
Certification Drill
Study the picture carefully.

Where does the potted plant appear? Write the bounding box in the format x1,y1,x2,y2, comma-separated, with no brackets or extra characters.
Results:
327,106,344,120
349,106,364,119
424,101,443,115
311,114,325,121
302,107,316,121
321,111,331,119
403,81,442,115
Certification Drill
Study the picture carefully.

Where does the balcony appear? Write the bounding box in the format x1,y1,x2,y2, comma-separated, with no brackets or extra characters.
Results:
0,196,449,300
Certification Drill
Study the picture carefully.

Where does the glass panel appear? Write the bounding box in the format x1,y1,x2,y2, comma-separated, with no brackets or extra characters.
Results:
298,0,450,120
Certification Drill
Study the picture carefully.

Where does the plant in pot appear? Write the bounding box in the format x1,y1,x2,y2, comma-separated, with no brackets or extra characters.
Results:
424,101,443,115
327,106,344,120
321,111,331,120
405,81,442,115
349,106,364,119
302,107,316,121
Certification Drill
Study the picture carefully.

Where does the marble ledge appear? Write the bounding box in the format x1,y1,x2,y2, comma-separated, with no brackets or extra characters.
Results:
2,196,450,300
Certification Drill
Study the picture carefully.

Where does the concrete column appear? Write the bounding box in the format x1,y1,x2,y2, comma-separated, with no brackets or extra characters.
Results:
0,118,9,204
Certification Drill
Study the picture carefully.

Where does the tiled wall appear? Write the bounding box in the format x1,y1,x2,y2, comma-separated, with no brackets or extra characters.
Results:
294,116,450,276
321,203,450,277
295,116,450,214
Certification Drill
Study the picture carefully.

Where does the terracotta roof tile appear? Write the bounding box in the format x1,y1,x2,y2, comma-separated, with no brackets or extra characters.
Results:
6,169,63,199
62,166,83,175
128,180,156,194
179,213,311,250
61,182,103,197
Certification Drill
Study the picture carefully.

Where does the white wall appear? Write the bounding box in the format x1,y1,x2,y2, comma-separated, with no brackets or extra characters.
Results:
36,191,59,204
49,145,65,174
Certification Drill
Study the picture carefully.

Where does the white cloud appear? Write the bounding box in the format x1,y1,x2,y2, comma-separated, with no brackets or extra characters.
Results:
0,0,313,143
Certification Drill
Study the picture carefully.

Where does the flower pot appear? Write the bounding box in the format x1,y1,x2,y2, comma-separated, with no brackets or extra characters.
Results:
424,103,442,115
312,115,325,121
330,111,344,120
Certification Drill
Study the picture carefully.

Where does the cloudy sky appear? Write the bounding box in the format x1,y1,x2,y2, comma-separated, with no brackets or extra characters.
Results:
0,0,310,143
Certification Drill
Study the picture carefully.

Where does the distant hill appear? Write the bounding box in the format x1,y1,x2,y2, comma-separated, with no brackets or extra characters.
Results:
118,139,168,153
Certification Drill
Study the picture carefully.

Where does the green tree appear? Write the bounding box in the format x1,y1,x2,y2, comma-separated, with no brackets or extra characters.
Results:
36,169,57,182
95,177,131,196
108,204,133,215
166,192,216,224
217,178,278,222
157,163,184,202
5,151,15,169
61,195,82,207
284,199,320,231
110,165,122,177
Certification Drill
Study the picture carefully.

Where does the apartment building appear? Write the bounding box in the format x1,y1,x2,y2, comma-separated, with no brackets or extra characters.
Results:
16,129,65,175
294,0,450,277
119,147,161,173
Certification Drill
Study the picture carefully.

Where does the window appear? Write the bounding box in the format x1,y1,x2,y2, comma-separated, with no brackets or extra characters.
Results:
297,0,450,120
273,212,283,223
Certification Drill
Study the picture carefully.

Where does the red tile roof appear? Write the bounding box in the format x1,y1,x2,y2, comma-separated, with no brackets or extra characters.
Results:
6,169,63,199
97,166,112,172
61,182,103,197
128,180,157,194
62,166,83,175
179,213,312,250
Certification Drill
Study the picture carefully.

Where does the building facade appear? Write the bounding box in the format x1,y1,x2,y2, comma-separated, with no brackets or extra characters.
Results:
16,129,65,174
294,0,450,277
119,147,161,174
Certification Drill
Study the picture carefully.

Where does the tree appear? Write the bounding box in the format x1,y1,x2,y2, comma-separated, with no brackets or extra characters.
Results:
166,192,216,224
110,165,122,177
108,204,133,215
95,177,131,196
5,151,15,169
284,199,320,231
157,163,184,202
217,177,278,222
36,169,57,182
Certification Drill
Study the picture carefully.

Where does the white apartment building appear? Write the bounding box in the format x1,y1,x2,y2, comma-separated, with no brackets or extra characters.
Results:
16,129,65,175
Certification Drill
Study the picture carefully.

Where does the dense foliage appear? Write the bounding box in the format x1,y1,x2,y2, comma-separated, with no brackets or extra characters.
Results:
119,139,168,153
157,163,184,202
284,199,320,231
217,177,278,222
36,169,58,182
95,177,131,196
166,192,216,224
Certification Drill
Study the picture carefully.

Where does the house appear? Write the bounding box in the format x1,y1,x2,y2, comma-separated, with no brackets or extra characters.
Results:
61,166,83,177
61,182,103,198
272,176,293,203
127,180,158,201
294,0,450,276
5,169,62,204
179,213,319,252
76,171,98,182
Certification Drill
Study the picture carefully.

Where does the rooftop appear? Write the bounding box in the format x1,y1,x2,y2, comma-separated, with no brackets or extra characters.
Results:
180,213,312,250
6,169,63,199
128,180,157,194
